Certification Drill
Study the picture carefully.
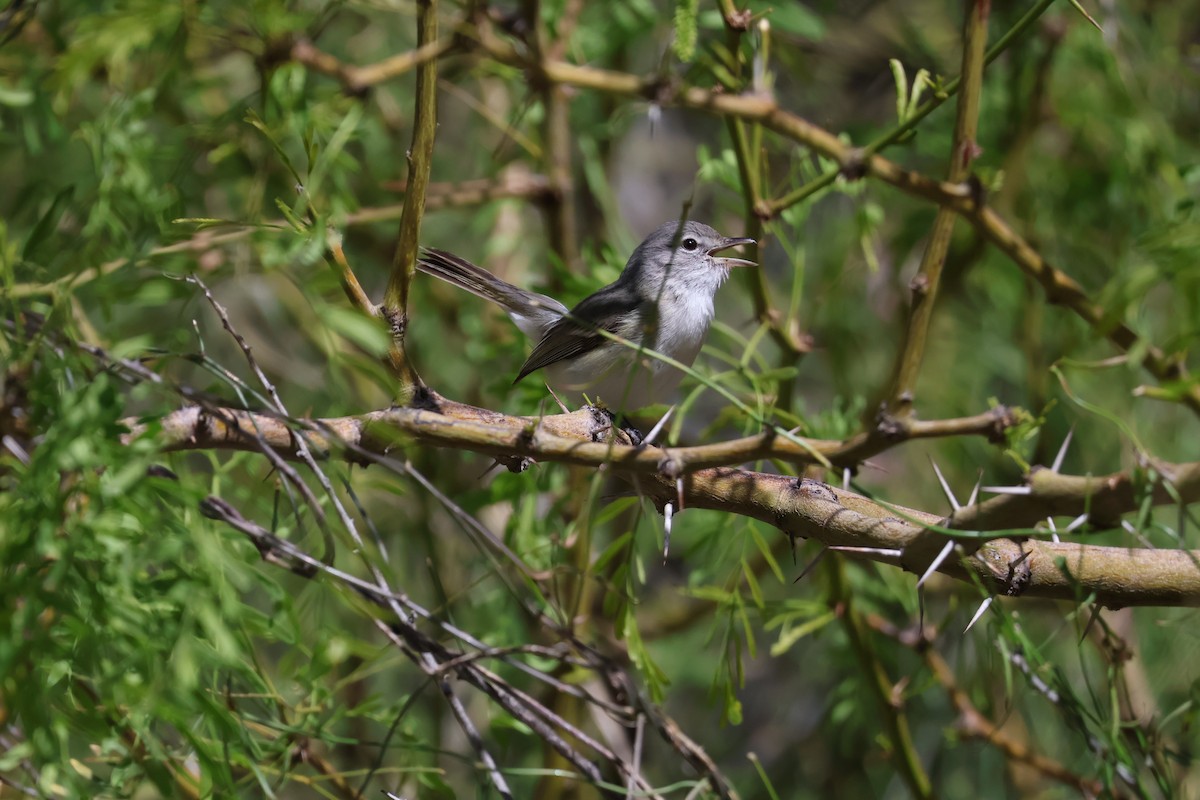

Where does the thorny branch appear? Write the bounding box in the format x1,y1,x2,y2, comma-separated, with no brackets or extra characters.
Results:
121,393,1200,607
200,494,731,799
863,615,1113,797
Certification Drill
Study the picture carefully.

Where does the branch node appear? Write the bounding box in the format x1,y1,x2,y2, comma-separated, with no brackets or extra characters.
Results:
383,305,407,346
959,139,983,170
976,540,1033,597
658,453,683,480
793,477,840,505
986,405,1017,443
838,148,868,181
966,173,987,210
874,405,910,439
724,8,753,31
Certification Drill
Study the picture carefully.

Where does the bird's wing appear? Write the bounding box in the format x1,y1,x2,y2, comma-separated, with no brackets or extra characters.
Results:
514,285,641,383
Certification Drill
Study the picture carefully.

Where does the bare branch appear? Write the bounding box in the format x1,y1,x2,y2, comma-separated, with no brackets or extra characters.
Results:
886,0,989,418
381,0,439,395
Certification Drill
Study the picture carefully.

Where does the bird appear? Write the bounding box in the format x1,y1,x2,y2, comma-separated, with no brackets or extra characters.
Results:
417,219,755,412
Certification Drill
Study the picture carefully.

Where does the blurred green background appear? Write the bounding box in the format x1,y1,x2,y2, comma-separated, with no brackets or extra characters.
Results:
3,0,1200,797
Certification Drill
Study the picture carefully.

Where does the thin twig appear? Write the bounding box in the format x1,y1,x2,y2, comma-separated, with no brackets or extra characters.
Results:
830,562,933,798
381,0,439,395
886,0,990,418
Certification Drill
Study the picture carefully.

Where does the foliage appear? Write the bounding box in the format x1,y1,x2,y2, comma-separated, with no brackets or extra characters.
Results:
3,0,1200,798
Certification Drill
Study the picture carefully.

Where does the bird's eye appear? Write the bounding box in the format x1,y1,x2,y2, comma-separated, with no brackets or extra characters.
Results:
682,237,699,251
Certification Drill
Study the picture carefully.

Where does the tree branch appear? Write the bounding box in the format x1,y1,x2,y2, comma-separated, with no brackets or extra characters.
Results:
125,395,1200,607
886,0,989,418
381,0,439,397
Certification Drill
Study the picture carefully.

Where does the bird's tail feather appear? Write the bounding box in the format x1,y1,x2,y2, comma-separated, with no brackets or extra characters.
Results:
417,248,566,330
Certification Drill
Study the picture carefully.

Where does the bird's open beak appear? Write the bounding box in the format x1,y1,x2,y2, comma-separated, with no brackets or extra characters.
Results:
708,237,757,267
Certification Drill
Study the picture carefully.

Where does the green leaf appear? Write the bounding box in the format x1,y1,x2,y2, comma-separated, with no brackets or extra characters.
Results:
769,610,835,656
758,1,825,39
742,559,764,608
245,108,304,188
592,530,633,572
890,58,908,123
749,526,785,583
304,101,364,211
315,304,391,357
21,185,74,262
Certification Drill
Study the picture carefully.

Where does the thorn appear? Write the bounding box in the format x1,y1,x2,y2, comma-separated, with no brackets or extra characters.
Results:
794,545,828,583
842,467,852,491
827,545,904,559
981,485,1032,495
1080,603,1102,643
1064,513,1088,533
640,404,675,447
930,458,960,511
1121,519,1154,547
476,460,505,480
966,472,982,508
1047,517,1059,543
1,435,30,465
917,540,956,588
662,502,673,563
964,596,994,633
676,476,685,512
546,384,570,414
918,588,926,636
1051,426,1075,473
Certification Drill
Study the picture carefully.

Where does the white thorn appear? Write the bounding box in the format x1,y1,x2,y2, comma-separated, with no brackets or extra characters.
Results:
1047,516,1060,543
842,467,852,491
966,474,982,508
930,458,960,511
676,476,685,511
641,405,675,446
964,596,994,633
917,540,956,588
827,545,904,559
1064,513,1089,533
1120,519,1154,548
1051,426,1075,473
981,485,1032,495
2,435,30,465
662,502,673,563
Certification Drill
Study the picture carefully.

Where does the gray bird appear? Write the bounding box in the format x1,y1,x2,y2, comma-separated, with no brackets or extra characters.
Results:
418,220,755,411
